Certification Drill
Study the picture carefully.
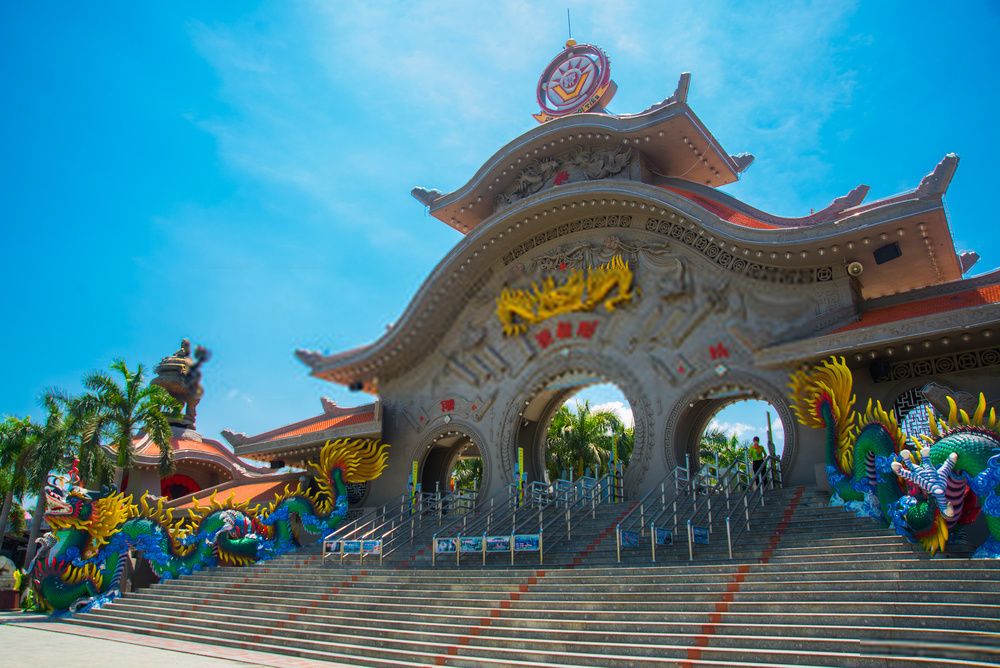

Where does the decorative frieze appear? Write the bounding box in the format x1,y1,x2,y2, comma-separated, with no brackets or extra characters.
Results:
872,347,1000,383
645,217,834,284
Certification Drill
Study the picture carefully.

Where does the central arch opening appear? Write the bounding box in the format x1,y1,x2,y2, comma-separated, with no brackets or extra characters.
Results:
683,389,786,476
513,373,635,487
421,431,484,497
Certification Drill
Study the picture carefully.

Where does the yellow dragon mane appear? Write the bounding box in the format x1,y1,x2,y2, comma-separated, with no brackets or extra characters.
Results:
789,356,858,474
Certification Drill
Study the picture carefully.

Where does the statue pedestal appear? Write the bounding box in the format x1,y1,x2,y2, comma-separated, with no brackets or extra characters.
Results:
0,589,20,611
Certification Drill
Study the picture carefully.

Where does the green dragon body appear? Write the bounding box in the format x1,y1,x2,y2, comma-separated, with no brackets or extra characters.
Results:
28,438,389,613
790,357,1000,558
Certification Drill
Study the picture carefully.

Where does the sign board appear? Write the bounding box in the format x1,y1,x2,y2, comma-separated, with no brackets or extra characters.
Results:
692,526,710,545
362,540,381,554
435,537,457,554
460,536,484,553
620,530,639,548
514,534,540,552
486,535,512,553
655,527,673,546
342,540,362,554
324,540,340,553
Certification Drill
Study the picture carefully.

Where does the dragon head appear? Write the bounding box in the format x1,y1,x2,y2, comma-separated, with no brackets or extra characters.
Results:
44,476,136,558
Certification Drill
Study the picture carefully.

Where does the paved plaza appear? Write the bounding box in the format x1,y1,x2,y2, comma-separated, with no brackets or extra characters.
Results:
0,619,353,668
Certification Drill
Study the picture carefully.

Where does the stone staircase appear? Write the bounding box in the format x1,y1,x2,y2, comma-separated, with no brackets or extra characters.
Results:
56,486,1000,667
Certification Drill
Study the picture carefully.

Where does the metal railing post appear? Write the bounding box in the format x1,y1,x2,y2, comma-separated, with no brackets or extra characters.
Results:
726,517,733,559
650,523,656,563
616,525,622,563
687,520,694,561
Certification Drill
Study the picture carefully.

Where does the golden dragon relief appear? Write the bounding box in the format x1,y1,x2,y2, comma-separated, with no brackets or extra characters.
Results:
495,255,635,336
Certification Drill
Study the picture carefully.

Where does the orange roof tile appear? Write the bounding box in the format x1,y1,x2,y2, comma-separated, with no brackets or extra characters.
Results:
274,411,376,439
174,479,289,510
835,284,1000,333
135,436,234,458
663,186,780,230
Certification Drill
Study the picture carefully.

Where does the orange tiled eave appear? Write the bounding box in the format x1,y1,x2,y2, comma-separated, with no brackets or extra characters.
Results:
175,479,288,510
261,411,376,441
835,284,1000,333
663,186,781,230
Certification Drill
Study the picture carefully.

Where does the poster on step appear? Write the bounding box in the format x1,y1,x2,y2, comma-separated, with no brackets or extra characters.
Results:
324,540,341,554
362,540,382,554
435,537,457,553
486,535,512,552
342,540,362,554
460,536,484,553
692,526,710,545
655,527,673,546
514,534,540,552
620,530,639,548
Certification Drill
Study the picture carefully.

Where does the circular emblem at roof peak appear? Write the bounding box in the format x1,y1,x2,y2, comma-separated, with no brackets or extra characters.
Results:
533,42,617,124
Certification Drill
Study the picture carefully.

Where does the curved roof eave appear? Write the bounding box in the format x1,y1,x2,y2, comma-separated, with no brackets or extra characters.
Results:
299,179,954,385
416,85,751,233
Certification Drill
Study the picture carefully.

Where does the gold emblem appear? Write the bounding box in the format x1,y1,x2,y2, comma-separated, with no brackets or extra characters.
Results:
496,255,635,336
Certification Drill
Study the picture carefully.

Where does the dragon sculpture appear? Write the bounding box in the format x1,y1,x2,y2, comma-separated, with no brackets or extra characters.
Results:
496,254,635,336
790,357,1000,558
28,437,389,614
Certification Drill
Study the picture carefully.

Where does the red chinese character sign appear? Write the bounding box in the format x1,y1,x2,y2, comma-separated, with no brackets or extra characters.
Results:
533,40,617,123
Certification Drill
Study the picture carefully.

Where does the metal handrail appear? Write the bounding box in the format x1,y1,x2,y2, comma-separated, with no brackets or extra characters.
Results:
618,455,691,528
648,461,739,562
537,473,610,560
432,495,510,566
722,455,783,559
616,460,696,562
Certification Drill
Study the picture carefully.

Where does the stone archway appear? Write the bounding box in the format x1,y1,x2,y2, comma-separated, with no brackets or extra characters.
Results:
416,421,491,502
664,371,798,476
498,351,654,497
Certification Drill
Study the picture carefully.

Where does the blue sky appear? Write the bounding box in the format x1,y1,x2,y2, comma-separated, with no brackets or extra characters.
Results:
2,1,998,447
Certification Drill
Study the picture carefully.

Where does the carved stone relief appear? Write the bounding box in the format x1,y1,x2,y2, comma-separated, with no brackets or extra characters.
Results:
495,145,637,212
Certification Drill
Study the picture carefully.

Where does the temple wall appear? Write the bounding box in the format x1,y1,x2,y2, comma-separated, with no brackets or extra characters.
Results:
364,201,858,507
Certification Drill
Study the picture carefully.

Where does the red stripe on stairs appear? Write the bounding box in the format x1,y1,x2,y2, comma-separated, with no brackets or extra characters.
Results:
681,486,804,666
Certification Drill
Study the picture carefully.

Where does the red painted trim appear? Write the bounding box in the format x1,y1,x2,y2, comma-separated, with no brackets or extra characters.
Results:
160,473,200,500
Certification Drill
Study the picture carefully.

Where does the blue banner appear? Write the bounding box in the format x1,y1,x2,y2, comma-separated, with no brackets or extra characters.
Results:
435,537,457,553
342,540,362,554
692,526,710,545
362,540,382,554
460,536,484,552
620,530,639,548
655,527,673,546
486,535,511,552
514,534,540,552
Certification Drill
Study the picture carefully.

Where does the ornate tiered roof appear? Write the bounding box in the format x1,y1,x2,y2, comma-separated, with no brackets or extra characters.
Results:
222,397,381,463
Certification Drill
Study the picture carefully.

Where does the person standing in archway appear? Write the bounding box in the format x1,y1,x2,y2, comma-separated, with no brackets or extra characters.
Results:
749,436,766,488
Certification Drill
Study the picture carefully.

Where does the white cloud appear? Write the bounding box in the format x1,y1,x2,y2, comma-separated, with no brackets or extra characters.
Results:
590,401,634,429
225,388,254,405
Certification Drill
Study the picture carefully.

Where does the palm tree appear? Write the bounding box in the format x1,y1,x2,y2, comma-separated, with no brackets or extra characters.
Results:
0,416,36,542
545,400,624,480
699,428,743,471
81,360,180,478
451,457,482,491
23,393,77,567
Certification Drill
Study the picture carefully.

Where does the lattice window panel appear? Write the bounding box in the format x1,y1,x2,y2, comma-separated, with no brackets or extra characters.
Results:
346,481,369,506
892,387,935,440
